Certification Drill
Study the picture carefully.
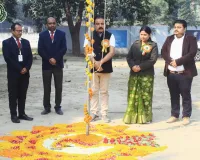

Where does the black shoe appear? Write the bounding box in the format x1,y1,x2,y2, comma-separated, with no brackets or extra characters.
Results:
18,114,33,121
41,109,51,115
11,116,20,123
55,108,63,115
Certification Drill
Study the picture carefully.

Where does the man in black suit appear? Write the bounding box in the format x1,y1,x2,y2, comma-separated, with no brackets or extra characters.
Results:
2,23,33,123
162,20,198,125
38,17,67,115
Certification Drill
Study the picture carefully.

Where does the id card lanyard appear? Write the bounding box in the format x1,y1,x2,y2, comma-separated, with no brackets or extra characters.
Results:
18,42,23,62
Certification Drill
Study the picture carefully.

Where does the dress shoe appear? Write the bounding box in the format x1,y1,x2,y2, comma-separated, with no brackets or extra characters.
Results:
41,109,51,115
18,114,33,121
55,108,63,115
11,116,20,123
166,116,178,123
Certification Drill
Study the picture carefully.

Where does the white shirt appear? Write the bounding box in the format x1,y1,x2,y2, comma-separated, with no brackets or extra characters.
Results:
168,35,185,71
49,30,56,36
13,37,22,47
83,34,115,47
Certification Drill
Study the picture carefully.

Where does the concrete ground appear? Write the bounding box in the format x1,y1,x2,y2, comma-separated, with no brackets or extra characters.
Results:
0,55,200,160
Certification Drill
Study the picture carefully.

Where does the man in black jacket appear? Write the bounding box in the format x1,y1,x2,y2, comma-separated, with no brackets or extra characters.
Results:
84,16,115,123
162,20,197,125
3,23,33,123
38,17,67,115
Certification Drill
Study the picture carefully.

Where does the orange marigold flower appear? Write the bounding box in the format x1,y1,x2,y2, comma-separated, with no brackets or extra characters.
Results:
90,39,95,44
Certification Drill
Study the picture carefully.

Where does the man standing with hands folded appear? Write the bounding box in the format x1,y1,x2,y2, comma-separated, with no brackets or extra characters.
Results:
162,20,198,125
3,23,33,123
38,17,67,115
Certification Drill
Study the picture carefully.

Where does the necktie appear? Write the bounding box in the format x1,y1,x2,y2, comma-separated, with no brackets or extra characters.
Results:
16,38,21,49
50,31,54,41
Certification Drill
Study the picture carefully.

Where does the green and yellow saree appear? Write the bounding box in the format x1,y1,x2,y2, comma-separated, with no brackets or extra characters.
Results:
123,75,154,124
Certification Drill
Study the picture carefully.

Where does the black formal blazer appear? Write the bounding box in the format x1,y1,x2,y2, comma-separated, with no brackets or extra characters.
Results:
38,30,67,70
127,40,158,76
2,37,33,78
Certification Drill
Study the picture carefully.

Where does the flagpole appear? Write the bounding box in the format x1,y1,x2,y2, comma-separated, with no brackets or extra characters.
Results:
85,0,94,136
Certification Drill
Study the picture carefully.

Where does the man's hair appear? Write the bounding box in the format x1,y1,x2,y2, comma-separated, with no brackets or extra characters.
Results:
11,23,22,31
173,19,187,28
46,17,56,24
94,16,104,23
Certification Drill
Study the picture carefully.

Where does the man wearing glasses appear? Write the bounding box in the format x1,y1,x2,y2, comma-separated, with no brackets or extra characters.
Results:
38,17,67,115
2,23,33,123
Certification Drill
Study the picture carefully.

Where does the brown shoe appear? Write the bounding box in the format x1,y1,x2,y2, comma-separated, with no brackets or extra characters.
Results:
182,117,190,125
166,116,178,123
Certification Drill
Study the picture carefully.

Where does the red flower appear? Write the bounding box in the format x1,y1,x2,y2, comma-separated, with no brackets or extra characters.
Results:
29,139,36,144
31,130,40,134
103,138,108,143
117,139,121,144
110,138,115,144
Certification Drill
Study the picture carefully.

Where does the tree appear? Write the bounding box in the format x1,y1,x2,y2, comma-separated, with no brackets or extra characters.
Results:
147,0,168,25
22,0,153,55
164,0,200,29
97,0,152,26
0,0,17,22
23,0,85,56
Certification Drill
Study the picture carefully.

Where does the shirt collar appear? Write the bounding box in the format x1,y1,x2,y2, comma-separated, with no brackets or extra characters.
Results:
174,34,185,40
13,36,22,41
49,30,56,34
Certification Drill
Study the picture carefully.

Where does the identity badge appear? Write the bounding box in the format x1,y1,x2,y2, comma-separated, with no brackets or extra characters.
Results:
18,55,23,62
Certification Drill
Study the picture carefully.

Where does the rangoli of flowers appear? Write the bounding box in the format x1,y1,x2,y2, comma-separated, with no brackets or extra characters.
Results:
0,122,166,160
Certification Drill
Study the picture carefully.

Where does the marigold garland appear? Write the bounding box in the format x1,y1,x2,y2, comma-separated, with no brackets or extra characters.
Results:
84,104,92,123
84,0,95,124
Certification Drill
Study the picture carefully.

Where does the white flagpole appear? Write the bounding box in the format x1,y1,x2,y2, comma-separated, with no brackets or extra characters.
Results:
86,0,94,136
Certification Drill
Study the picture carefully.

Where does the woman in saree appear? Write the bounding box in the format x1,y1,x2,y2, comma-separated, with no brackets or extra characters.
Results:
123,26,158,124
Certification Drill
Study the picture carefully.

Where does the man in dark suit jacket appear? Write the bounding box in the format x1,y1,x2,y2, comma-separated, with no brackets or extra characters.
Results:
2,23,33,123
162,20,197,125
38,17,67,115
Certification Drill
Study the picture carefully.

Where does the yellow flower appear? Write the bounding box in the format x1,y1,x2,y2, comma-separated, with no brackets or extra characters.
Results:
86,0,91,5
86,6,92,13
86,13,90,18
86,22,90,27
90,18,94,22
92,3,95,8
85,56,89,62
89,1,93,7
